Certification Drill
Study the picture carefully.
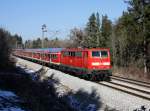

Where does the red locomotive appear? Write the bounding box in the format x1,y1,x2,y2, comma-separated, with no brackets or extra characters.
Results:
13,48,112,81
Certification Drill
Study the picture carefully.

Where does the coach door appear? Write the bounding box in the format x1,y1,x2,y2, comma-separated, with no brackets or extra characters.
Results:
83,51,88,68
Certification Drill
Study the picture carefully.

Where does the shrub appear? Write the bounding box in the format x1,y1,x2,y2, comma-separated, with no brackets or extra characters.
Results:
0,28,15,70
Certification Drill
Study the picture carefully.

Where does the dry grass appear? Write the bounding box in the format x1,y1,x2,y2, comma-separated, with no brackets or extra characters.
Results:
112,66,150,83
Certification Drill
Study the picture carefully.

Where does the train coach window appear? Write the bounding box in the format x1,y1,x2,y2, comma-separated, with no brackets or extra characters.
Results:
92,51,100,57
51,54,58,59
101,51,108,58
69,52,71,56
63,52,69,56
54,55,58,59
48,54,50,58
71,52,75,56
75,52,82,57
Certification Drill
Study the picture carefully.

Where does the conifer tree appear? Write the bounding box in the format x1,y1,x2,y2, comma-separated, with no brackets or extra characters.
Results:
101,15,112,47
85,13,100,48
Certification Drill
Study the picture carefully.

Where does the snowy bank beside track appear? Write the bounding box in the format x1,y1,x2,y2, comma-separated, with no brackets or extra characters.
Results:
16,58,42,72
16,57,150,111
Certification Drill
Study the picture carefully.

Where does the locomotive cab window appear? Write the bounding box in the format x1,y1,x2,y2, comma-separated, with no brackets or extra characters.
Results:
92,51,100,57
101,51,108,58
92,51,108,58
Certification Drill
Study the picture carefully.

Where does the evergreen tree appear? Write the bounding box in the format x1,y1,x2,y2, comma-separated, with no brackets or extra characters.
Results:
96,12,103,47
85,13,100,48
96,12,100,29
101,15,112,47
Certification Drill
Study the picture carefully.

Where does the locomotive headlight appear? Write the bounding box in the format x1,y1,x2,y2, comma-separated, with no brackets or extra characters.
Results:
103,62,110,65
92,62,110,66
92,62,100,66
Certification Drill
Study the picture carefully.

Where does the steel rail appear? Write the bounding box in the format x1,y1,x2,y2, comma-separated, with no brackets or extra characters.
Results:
97,82,150,101
111,76,150,88
109,81,150,94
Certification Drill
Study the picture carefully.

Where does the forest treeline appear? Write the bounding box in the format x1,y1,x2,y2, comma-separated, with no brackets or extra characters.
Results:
24,0,150,73
0,0,150,73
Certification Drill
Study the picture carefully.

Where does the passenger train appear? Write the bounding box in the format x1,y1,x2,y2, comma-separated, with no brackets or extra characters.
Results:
13,48,112,81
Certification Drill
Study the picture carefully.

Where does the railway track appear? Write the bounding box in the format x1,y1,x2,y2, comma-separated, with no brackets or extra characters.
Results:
112,75,150,88
97,76,150,101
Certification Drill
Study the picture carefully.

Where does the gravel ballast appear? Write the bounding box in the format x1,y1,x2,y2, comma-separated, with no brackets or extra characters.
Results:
16,57,150,111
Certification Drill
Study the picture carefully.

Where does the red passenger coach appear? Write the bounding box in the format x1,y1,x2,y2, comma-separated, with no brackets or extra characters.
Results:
32,48,64,65
60,48,112,81
48,48,64,65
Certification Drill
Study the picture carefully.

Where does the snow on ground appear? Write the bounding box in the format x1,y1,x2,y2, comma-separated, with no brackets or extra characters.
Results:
0,90,25,111
0,90,17,97
16,57,150,111
0,107,25,111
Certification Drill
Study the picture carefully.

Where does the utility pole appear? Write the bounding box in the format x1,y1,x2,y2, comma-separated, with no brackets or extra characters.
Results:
41,24,47,67
42,24,47,49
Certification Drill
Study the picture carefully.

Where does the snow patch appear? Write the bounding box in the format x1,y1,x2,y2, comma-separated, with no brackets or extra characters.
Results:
68,96,96,111
24,69,35,73
0,107,25,111
0,90,17,97
0,90,25,111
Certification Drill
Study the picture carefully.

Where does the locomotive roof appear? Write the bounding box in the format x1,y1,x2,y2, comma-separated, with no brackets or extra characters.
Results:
62,48,110,52
46,48,65,52
24,48,65,53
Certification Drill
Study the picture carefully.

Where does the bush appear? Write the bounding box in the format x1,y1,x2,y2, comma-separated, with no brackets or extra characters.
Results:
0,28,15,70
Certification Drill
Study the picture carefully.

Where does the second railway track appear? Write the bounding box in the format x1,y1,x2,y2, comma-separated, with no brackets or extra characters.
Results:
111,75,150,88
96,75,150,101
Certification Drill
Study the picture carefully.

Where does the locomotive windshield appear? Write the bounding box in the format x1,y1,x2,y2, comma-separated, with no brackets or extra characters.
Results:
92,51,100,57
92,51,108,58
101,51,108,57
